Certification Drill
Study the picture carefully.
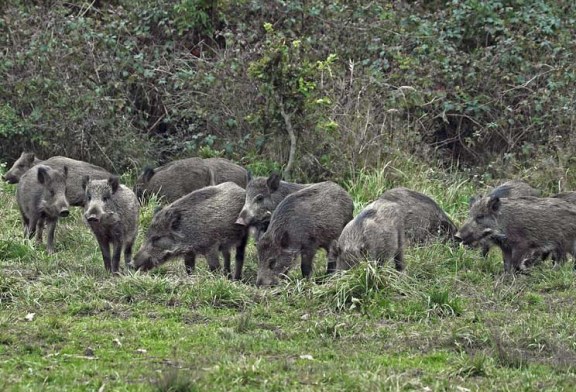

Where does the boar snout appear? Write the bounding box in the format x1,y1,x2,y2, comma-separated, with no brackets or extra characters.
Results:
235,216,247,226
454,232,463,242
85,214,99,222
2,174,16,184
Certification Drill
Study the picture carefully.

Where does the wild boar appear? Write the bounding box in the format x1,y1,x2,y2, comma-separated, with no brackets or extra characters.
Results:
455,192,576,272
332,199,405,271
16,165,70,253
133,182,248,280
83,176,139,273
378,187,456,244
256,181,354,286
3,152,42,184
235,173,308,240
477,180,541,257
133,158,213,203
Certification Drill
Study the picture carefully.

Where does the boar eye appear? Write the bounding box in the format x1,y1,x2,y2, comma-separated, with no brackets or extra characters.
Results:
50,190,55,196
254,194,264,203
475,214,485,223
268,258,276,268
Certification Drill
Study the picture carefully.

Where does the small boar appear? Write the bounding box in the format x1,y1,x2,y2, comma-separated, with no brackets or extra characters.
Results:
332,199,405,271
235,173,308,239
204,158,248,188
16,165,70,253
455,192,576,272
256,181,354,287
133,182,248,279
477,180,541,257
82,176,139,273
378,187,456,244
3,152,42,184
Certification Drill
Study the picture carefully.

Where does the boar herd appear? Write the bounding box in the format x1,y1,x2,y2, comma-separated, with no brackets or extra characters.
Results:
4,152,576,286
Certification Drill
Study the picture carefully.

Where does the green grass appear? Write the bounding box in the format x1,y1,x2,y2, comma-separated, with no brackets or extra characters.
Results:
2,161,576,391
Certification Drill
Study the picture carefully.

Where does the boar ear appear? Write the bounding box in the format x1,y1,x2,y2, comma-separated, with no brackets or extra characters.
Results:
246,170,253,183
61,166,68,179
153,206,162,215
37,166,49,184
488,195,501,212
468,196,477,207
82,175,90,191
108,175,120,193
169,210,182,231
23,152,36,164
142,167,155,183
267,172,281,192
279,231,290,249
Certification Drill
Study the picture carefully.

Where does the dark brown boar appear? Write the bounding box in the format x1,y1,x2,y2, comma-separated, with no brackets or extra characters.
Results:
134,157,247,204
133,182,248,280
378,187,456,244
3,152,42,184
133,158,212,203
256,181,354,287
455,194,576,272
332,199,405,272
476,180,541,257
83,176,139,273
16,165,70,253
235,173,308,240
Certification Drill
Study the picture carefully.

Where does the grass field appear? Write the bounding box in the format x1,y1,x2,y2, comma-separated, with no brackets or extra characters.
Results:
1,160,576,391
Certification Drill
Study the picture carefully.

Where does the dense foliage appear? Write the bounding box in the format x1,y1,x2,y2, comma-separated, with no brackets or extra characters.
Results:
1,0,575,184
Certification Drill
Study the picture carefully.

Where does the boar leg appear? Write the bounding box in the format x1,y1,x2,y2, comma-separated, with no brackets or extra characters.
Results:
300,247,317,278
394,229,406,271
233,233,248,281
20,212,29,238
206,248,221,273
184,252,196,275
96,238,112,272
26,215,38,239
325,242,336,274
35,216,45,244
124,239,134,268
394,249,405,271
501,245,514,273
111,240,122,273
45,218,58,254
222,248,232,278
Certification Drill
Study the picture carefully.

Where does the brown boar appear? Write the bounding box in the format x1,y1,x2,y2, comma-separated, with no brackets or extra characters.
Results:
256,181,353,287
455,193,576,272
83,176,139,273
332,199,405,271
476,180,541,257
16,165,70,253
235,173,308,240
133,182,248,280
3,152,42,184
379,187,456,244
